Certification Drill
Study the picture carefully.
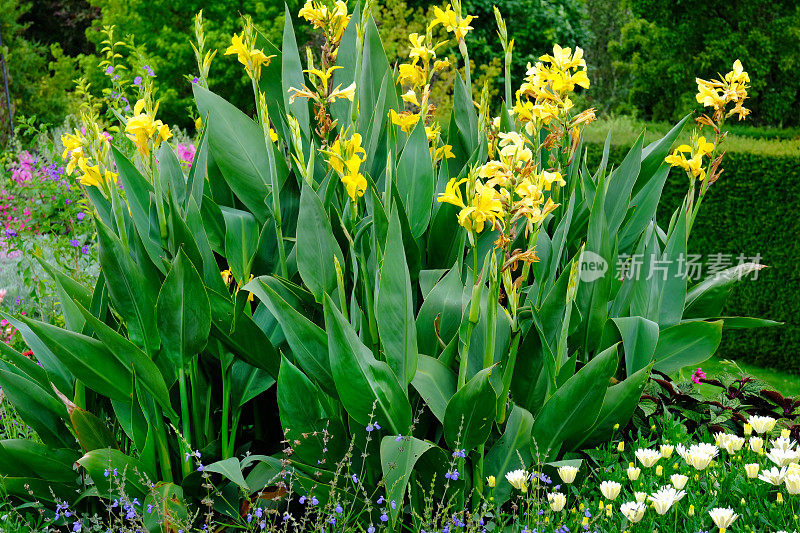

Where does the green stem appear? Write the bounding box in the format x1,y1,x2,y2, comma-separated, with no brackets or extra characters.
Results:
153,405,173,483
178,365,192,477
483,255,498,370
496,330,521,423
221,359,231,459
150,149,168,246
473,444,485,510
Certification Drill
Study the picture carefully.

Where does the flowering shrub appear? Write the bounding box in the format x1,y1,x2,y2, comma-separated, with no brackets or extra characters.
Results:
0,1,776,531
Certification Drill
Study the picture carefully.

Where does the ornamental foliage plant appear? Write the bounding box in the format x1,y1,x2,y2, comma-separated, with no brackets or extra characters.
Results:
0,1,774,528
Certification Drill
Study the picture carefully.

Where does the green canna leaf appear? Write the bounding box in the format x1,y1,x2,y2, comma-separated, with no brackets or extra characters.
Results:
78,448,151,498
193,85,270,220
377,210,418,385
95,218,161,355
395,119,434,239
411,354,457,423
612,316,660,376
157,250,212,368
443,366,497,451
296,182,345,302
380,436,436,526
531,343,619,461
244,276,335,396
484,405,534,505
324,293,412,435
652,320,723,374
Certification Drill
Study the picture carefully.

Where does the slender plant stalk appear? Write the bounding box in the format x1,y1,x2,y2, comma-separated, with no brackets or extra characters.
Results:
178,365,192,477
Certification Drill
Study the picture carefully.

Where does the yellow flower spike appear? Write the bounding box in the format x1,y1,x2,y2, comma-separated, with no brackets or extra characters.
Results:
221,269,233,286
340,173,367,203
389,110,420,133
486,475,496,488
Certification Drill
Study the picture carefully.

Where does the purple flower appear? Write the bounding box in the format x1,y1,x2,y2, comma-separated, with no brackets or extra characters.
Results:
77,212,85,221
134,76,142,86
445,470,460,481
351,474,358,484
452,449,466,458
105,65,114,75
143,65,155,77
380,513,388,523
70,239,80,248
5,228,16,237
192,77,199,84
395,434,403,441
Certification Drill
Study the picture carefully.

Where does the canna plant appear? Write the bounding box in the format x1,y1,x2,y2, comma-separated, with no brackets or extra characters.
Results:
0,1,775,528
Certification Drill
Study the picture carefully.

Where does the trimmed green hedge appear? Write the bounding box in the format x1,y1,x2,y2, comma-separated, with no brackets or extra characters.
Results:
586,144,800,373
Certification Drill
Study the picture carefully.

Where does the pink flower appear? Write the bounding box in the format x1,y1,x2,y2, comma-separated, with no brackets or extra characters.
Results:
691,367,707,384
176,143,196,166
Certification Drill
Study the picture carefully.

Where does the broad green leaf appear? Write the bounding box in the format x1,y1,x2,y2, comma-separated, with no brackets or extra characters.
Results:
230,359,275,408
485,405,534,505
377,211,418,385
277,357,336,466
157,141,186,208
324,294,412,435
411,354,457,423
618,164,670,253
205,457,249,492
0,363,72,448
380,436,435,526
688,316,781,329
185,123,209,211
395,119,434,238
208,289,280,378
653,320,723,374
0,439,78,483
221,206,260,285
95,218,161,355
12,315,131,404
157,250,211,367
443,366,497,451
296,182,345,302
71,302,175,418
244,277,335,395
612,316,659,376
416,265,464,356
532,343,618,460
70,406,119,452
453,74,477,154
567,364,651,450
1,314,73,394
143,483,188,533
193,85,270,220
111,146,166,270
604,135,643,236
78,448,151,497
657,209,688,327
684,262,766,319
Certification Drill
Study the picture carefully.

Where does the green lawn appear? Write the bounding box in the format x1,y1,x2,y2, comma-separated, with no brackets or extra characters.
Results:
676,356,800,397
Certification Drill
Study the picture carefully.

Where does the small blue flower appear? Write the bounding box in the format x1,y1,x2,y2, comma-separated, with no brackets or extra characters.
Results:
134,76,143,86
452,449,466,458
105,66,114,75
351,474,358,484
380,513,388,523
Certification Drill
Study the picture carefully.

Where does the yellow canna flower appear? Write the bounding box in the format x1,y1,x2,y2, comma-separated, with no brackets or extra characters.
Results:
437,177,467,208
326,133,367,202
457,181,503,233
401,89,421,107
224,32,274,79
389,110,420,133
327,82,356,103
429,4,475,41
221,269,233,286
397,63,426,88
305,65,342,88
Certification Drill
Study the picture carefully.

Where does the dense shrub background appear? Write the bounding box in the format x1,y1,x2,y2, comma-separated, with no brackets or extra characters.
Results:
587,143,800,373
603,0,800,127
